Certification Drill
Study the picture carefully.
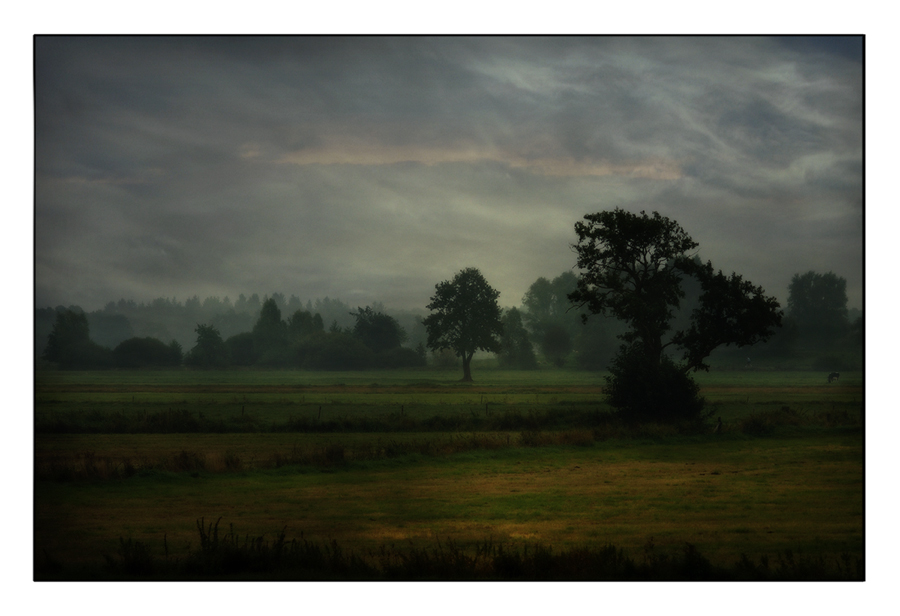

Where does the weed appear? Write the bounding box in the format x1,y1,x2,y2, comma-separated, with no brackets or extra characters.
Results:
84,520,863,581
104,537,155,576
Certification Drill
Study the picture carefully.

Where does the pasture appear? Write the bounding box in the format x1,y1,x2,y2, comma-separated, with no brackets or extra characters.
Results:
33,367,864,580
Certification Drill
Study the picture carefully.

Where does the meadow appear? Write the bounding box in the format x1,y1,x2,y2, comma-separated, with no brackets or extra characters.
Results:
33,366,864,580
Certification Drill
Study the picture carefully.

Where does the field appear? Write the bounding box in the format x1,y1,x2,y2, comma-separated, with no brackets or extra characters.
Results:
33,366,864,580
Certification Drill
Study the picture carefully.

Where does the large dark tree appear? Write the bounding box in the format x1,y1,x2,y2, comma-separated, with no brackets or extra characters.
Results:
787,271,849,347
252,298,289,365
569,209,782,421
423,268,504,382
42,309,113,369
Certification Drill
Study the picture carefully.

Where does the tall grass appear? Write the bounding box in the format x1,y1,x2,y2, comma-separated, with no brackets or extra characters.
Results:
42,517,861,581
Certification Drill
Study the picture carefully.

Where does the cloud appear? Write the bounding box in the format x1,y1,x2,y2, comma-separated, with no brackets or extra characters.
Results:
34,36,863,312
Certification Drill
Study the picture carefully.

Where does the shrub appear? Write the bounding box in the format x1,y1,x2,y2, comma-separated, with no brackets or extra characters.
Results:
300,332,374,370
113,337,182,368
375,347,427,369
604,346,706,423
225,332,256,366
184,324,230,368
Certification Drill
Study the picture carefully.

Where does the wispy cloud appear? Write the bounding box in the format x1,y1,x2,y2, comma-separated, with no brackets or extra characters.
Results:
34,36,863,312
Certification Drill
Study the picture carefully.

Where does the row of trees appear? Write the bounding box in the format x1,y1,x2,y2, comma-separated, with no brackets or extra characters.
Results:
34,294,429,362
42,299,427,371
187,301,426,370
416,209,859,423
38,264,855,374
40,208,859,425
41,310,183,370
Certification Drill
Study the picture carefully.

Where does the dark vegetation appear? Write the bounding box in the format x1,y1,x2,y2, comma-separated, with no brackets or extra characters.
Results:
423,268,504,381
36,516,860,581
36,211,862,422
570,209,789,422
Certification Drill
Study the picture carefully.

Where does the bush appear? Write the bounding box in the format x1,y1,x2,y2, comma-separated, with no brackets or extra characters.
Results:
61,340,115,369
375,347,427,369
299,332,374,370
113,337,182,368
605,346,706,423
225,332,256,366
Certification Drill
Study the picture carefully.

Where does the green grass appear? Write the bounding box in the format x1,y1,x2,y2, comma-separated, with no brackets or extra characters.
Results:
33,367,864,580
34,433,862,578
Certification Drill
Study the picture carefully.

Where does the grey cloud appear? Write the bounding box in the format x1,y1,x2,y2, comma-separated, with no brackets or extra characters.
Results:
34,36,863,313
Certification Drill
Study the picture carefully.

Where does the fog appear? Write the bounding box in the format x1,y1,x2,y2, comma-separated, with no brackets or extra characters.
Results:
34,36,862,314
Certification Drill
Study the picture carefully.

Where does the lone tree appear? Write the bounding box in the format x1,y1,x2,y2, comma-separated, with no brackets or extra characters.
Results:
569,209,782,421
423,267,504,382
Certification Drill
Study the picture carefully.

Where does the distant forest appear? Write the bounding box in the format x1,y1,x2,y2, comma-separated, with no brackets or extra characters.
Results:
35,269,862,372
35,293,422,358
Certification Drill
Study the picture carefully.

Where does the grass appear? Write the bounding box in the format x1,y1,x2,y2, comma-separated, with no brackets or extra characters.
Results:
33,367,864,580
73,516,860,580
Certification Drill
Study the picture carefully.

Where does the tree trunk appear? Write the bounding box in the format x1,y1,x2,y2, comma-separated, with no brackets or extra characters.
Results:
461,352,473,382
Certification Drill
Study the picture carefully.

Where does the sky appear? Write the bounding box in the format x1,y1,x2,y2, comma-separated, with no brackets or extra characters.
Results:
34,35,863,313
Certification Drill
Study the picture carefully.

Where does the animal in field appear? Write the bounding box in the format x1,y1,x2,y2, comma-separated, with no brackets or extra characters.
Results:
828,372,840,383
713,417,722,434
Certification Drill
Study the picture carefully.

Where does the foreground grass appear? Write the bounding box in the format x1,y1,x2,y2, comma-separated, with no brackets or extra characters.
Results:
35,430,862,579
33,367,863,580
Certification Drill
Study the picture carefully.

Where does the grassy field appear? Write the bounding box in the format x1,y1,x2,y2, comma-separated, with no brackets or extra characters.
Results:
33,367,864,580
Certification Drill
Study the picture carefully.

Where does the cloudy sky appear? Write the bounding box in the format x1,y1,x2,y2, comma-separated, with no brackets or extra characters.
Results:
34,36,863,313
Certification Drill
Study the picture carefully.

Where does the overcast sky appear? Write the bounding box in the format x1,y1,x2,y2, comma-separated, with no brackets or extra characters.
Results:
34,35,863,313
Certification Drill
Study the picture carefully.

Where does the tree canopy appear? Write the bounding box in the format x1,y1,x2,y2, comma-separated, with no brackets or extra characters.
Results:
423,267,503,382
185,324,229,368
498,307,538,369
42,309,113,369
569,209,782,421
787,271,849,346
113,337,182,368
351,306,407,354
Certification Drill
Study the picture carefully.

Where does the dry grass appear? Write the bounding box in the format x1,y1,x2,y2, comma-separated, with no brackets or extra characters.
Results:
35,433,862,572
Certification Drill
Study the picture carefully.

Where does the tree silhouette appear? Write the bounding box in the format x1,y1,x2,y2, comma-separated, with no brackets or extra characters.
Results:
351,306,407,354
569,209,781,421
787,271,849,347
42,309,112,369
185,324,229,368
423,268,503,382
499,307,537,369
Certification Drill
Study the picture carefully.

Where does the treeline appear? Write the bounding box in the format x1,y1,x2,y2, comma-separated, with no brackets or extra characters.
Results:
35,269,862,372
40,299,429,371
35,294,427,364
